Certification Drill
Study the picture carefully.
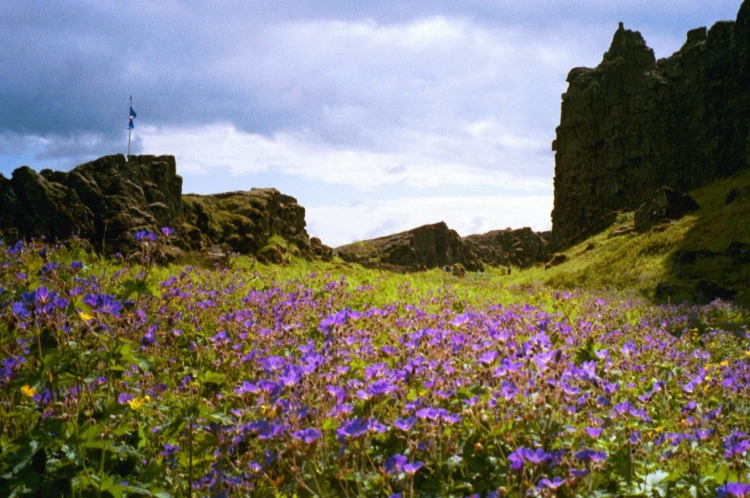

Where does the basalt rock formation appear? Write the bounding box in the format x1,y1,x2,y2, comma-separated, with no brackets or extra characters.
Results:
181,189,312,258
0,155,182,252
0,154,330,260
335,222,485,273
335,223,549,273
463,227,548,269
551,1,750,250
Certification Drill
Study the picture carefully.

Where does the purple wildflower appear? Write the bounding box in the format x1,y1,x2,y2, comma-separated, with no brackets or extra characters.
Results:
717,483,750,498
575,448,607,463
367,379,398,396
538,477,567,490
161,443,180,457
394,417,417,431
385,454,424,475
133,230,157,241
292,428,322,444
337,418,370,440
508,447,526,471
83,293,122,317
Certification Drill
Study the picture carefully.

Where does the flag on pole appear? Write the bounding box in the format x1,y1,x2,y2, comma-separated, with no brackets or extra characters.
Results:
129,106,137,129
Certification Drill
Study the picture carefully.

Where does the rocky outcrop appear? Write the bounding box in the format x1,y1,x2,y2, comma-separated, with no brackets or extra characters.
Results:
181,189,311,257
0,154,330,261
335,222,484,273
633,187,699,233
463,227,547,268
0,155,182,252
551,1,750,249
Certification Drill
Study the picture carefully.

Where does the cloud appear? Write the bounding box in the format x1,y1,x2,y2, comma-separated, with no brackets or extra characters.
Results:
140,123,550,191
306,195,553,247
0,0,742,244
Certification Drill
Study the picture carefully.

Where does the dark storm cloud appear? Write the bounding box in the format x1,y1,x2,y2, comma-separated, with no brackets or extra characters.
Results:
2,1,741,139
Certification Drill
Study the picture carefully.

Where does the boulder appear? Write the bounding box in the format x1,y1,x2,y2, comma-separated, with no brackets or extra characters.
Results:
545,253,569,270
462,227,547,268
181,188,310,258
633,187,699,233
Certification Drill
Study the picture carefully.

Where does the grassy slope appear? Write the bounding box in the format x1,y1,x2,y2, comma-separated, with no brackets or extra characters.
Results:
168,169,750,306
507,168,750,305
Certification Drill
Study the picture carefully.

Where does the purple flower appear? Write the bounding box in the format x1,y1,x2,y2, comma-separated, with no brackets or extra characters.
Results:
575,448,607,463
235,381,258,395
717,483,750,498
161,227,175,237
508,447,526,470
385,454,424,475
394,417,417,431
416,407,447,421
279,365,304,387
292,428,322,444
585,427,603,438
384,453,407,474
538,477,567,490
570,468,590,478
133,230,157,241
337,418,369,440
118,393,133,405
522,447,550,465
479,350,499,365
367,379,398,396
258,423,285,440
501,380,518,400
83,293,122,317
161,443,180,457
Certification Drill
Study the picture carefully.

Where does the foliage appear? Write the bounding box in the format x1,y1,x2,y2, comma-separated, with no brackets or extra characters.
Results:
510,168,750,306
1,235,750,497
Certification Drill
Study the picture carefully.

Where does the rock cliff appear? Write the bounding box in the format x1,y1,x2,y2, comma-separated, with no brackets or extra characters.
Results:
463,227,547,269
551,1,750,249
0,154,329,260
335,222,549,273
335,222,485,273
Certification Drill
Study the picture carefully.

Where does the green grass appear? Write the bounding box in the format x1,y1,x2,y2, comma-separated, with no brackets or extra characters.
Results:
504,168,750,305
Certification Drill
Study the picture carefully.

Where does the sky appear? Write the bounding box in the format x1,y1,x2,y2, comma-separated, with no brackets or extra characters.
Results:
0,1,743,247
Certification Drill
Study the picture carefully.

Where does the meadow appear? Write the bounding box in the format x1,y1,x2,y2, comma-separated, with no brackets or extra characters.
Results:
1,231,749,497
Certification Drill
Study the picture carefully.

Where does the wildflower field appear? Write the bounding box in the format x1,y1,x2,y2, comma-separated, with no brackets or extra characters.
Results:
1,233,750,497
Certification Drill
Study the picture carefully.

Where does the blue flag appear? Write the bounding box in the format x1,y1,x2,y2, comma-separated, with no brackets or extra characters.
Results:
129,106,137,129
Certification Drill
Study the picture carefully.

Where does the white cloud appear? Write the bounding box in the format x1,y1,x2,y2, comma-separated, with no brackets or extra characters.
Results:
306,195,553,247
140,123,550,191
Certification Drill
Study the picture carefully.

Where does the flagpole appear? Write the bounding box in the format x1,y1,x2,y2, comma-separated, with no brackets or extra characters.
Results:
127,95,133,156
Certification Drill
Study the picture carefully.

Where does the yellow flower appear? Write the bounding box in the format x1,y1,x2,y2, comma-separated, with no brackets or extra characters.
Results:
21,385,36,397
79,312,94,322
719,360,729,368
745,350,750,357
127,395,150,410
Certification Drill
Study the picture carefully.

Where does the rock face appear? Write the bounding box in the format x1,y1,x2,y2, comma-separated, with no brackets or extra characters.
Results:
463,227,547,268
551,1,750,249
336,222,485,273
181,189,311,256
0,154,330,260
0,155,182,252
633,187,700,233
